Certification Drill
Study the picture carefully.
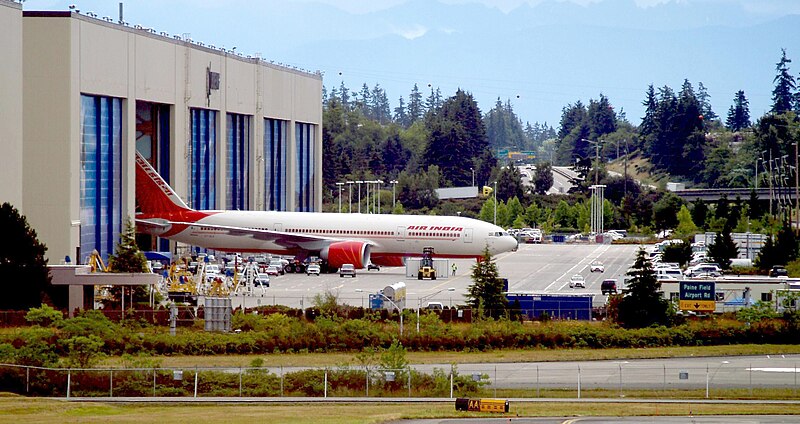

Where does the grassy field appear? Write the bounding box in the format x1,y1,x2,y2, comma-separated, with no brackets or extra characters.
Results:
99,344,800,368
2,396,800,424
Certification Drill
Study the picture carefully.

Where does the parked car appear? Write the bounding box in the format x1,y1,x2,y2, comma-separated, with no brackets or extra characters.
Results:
601,279,617,295
590,261,605,273
568,274,586,288
339,264,356,278
769,265,788,277
265,265,281,276
268,259,286,275
367,263,381,271
425,302,444,310
306,263,321,276
254,273,270,287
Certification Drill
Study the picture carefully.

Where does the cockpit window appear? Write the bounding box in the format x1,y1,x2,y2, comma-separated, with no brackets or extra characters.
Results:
490,231,507,237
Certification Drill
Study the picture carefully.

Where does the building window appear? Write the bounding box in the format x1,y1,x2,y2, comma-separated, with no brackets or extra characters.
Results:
762,292,773,302
295,122,316,212
136,101,171,251
226,113,250,210
190,108,217,209
80,95,123,262
264,118,287,211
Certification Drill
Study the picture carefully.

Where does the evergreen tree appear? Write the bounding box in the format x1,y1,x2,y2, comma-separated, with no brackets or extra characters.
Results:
496,165,524,202
100,221,148,311
587,94,617,140
726,90,751,131
697,82,718,121
640,84,658,138
356,83,371,117
467,245,507,319
756,222,799,271
338,81,350,110
0,203,54,310
423,90,489,186
616,248,669,328
394,96,409,127
533,162,554,195
407,84,424,123
662,240,692,267
674,205,699,238
772,49,796,114
708,227,739,270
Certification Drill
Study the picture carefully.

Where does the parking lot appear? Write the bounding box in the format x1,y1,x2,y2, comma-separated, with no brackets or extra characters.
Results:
222,243,642,310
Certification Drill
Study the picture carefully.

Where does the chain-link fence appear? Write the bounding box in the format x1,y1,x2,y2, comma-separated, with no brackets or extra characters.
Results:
3,358,799,399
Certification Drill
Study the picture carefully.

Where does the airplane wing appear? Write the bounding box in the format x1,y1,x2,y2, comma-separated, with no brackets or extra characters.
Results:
135,218,364,251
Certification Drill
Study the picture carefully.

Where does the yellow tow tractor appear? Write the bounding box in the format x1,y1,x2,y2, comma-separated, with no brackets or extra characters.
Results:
418,246,436,280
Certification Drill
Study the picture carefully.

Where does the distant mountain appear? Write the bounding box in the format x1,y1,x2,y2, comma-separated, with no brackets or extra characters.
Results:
42,0,800,125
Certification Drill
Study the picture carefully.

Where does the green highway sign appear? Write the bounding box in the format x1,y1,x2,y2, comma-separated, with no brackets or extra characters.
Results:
679,281,716,312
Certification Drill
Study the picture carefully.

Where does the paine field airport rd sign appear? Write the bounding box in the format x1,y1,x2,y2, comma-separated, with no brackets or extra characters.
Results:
679,281,716,312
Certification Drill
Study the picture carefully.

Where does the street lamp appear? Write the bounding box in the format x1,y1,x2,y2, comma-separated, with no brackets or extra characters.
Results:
356,289,403,336
493,180,498,225
417,287,455,333
335,182,344,213
356,181,363,213
346,181,354,213
470,167,475,187
376,180,384,214
390,180,399,210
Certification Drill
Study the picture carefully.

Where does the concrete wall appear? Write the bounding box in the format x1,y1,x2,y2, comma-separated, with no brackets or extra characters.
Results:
0,1,23,210
21,11,323,263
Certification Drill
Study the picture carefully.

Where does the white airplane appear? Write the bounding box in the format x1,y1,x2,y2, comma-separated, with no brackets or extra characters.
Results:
135,152,518,269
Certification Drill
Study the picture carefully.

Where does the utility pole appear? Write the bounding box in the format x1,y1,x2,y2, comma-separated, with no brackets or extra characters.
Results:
795,142,799,234
623,139,629,198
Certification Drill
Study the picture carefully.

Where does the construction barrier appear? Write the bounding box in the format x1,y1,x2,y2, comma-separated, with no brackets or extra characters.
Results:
455,397,509,413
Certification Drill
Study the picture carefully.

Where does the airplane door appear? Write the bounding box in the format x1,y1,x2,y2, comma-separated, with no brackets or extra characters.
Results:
464,228,473,243
274,223,283,232
396,226,406,241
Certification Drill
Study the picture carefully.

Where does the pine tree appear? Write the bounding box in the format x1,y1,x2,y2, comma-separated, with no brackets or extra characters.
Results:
726,90,751,131
772,49,796,114
691,199,708,230
708,227,739,270
467,245,507,319
640,84,658,138
533,162,553,195
407,84,423,123
616,248,669,328
108,217,148,273
394,96,409,127
697,82,717,121
0,203,53,309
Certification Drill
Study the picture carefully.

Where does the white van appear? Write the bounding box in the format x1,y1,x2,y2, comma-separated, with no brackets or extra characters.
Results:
656,269,682,280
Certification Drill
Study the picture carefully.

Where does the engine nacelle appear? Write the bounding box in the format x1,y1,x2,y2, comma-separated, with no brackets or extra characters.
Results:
369,254,407,267
320,241,371,269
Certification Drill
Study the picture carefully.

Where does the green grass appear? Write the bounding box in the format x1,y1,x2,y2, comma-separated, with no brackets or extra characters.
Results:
2,397,800,424
98,344,800,368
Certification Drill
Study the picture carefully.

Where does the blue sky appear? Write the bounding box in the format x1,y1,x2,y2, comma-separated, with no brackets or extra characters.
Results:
22,0,800,126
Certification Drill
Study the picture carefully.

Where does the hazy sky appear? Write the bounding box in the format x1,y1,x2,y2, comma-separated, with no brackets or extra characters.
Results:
21,0,800,124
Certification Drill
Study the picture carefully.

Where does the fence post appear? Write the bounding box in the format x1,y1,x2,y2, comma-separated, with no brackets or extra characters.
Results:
239,367,242,397
662,364,666,395
280,366,284,397
408,368,411,397
449,365,453,399
193,367,198,398
153,369,157,397
494,366,497,398
536,365,539,398
577,365,581,399
324,368,328,398
110,369,113,398
66,369,71,399
366,368,369,397
749,363,752,397
618,364,622,397
705,365,709,399
26,366,29,394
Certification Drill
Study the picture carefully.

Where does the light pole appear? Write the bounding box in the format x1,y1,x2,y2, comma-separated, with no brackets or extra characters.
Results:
390,180,398,210
356,180,363,213
493,181,498,225
365,180,370,213
376,180,384,214
335,182,344,213
417,288,455,333
356,289,403,336
346,181,354,213
470,168,475,187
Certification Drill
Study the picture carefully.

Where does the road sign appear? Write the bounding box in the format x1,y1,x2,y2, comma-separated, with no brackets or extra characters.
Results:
679,281,716,312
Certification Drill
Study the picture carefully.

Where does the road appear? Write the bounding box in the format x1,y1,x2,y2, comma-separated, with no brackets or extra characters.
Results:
218,243,641,310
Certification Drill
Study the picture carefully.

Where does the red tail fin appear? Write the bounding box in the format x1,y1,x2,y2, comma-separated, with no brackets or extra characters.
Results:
135,152,191,215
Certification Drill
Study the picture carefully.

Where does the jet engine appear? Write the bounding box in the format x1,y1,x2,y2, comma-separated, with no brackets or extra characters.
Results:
320,241,371,269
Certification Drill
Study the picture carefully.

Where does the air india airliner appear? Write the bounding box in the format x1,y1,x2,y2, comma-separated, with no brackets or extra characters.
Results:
135,152,518,269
